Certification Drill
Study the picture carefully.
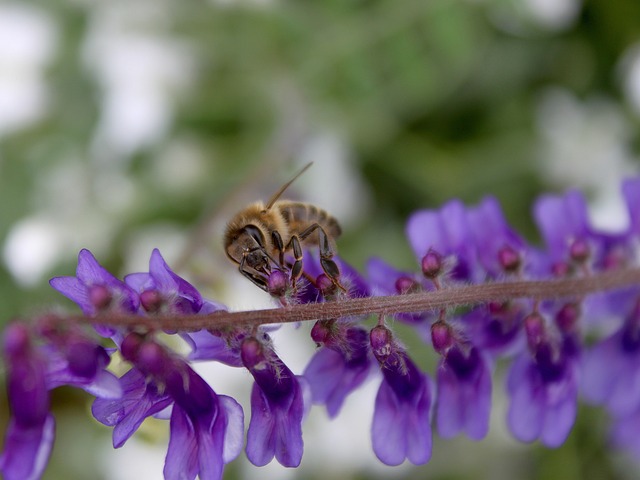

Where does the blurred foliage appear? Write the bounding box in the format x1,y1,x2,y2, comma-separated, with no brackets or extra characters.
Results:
1,0,640,479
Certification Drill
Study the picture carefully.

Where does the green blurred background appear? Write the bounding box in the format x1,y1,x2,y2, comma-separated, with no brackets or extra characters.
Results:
1,0,639,478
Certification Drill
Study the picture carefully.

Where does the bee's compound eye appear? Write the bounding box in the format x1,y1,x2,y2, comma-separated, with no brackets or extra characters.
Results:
243,225,265,248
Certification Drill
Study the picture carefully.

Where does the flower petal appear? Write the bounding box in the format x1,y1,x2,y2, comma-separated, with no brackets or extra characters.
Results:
219,395,244,464
507,356,543,443
245,383,276,467
49,276,92,315
187,330,241,367
541,391,576,448
372,380,405,466
0,414,55,480
164,407,199,480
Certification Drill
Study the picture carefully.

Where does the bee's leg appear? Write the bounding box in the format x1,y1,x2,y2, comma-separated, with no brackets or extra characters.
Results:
288,235,304,291
296,224,347,292
239,256,269,292
316,227,347,292
271,230,285,268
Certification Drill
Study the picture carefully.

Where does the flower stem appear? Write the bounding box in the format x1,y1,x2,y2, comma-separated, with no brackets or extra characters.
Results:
71,267,640,332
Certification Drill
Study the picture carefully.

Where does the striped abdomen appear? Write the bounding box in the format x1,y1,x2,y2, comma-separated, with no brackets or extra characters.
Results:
275,201,342,245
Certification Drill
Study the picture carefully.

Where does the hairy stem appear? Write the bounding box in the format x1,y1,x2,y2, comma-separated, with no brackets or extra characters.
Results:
73,267,640,332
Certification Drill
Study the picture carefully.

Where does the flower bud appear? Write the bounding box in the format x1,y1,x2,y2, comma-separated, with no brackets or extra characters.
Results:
241,337,265,369
569,238,590,264
3,323,31,357
421,249,443,279
370,325,393,361
431,321,454,355
140,289,163,313
524,312,545,350
311,319,335,345
121,332,145,363
395,276,421,295
555,302,580,333
89,284,112,310
552,261,571,278
137,341,170,377
268,270,288,298
497,245,521,273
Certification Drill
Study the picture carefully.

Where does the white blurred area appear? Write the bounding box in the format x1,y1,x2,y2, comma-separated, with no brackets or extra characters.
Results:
620,42,640,117
2,1,640,480
83,2,195,162
0,4,56,136
536,88,637,231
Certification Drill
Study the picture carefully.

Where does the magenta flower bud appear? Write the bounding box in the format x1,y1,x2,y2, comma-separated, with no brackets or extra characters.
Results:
431,321,454,355
370,325,393,361
137,342,170,377
311,320,334,344
88,284,113,310
524,312,545,350
421,249,443,279
33,315,59,340
268,270,288,297
395,276,421,295
241,337,264,369
569,238,590,263
316,274,335,294
120,332,145,363
497,245,521,273
555,302,580,333
3,323,31,357
552,261,571,277
487,301,506,315
140,289,163,313
602,249,626,270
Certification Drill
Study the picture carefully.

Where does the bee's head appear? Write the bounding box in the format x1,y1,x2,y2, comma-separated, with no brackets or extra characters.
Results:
225,225,270,272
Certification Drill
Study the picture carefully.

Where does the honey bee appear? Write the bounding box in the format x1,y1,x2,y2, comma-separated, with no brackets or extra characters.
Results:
224,162,345,293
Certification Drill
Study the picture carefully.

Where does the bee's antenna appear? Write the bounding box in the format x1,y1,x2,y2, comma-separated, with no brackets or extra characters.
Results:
265,162,313,210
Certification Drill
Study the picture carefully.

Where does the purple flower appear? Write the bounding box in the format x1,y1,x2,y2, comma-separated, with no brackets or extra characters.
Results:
304,323,373,418
49,249,139,337
610,406,640,460
95,333,243,480
506,315,579,447
187,329,243,367
532,189,610,277
0,324,53,480
162,367,244,480
125,248,203,314
461,303,526,356
369,325,433,465
182,301,239,365
295,252,370,304
406,199,479,283
366,257,435,337
0,414,55,480
92,368,173,447
581,300,640,416
1,322,122,480
534,189,591,263
36,319,122,398
241,336,308,467
533,187,637,320
466,196,528,277
435,344,492,440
